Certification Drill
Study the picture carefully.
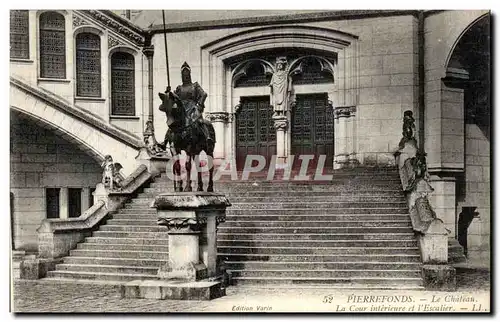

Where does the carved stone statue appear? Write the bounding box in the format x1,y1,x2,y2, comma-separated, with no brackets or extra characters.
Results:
143,120,164,155
399,110,417,149
269,57,292,116
159,62,216,192
101,155,123,190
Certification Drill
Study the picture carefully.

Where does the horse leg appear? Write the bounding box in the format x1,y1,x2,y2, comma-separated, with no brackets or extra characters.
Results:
207,151,214,192
185,154,193,192
172,150,183,192
197,156,204,191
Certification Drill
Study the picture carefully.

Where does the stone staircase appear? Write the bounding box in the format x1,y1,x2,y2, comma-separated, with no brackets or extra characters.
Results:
43,167,424,289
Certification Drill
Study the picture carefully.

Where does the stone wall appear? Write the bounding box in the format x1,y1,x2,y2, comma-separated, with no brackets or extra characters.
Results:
10,113,102,251
151,14,419,166
456,124,490,264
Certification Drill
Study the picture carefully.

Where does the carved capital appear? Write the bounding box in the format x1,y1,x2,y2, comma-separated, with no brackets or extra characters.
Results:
73,15,90,28
142,45,154,58
334,106,356,119
205,112,230,123
272,115,288,131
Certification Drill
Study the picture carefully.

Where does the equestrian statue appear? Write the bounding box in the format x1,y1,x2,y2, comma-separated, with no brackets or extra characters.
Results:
159,62,216,192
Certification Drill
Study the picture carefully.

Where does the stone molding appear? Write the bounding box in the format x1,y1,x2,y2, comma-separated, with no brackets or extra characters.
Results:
272,115,289,131
80,10,146,46
334,105,356,119
205,112,231,123
108,35,125,49
72,14,91,28
10,76,143,150
153,192,231,210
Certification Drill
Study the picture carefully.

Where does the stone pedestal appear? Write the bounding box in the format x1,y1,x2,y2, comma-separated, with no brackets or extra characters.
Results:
273,114,289,168
121,192,230,301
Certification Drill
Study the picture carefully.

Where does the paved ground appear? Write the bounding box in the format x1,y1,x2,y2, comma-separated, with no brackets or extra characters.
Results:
11,268,490,313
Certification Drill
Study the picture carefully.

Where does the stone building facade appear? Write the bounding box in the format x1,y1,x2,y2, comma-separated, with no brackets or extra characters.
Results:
9,10,490,263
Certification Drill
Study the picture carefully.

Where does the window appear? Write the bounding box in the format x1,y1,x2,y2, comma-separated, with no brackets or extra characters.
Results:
39,11,66,78
10,10,29,59
76,33,101,97
292,57,334,85
68,188,82,218
234,62,271,88
46,188,60,219
111,52,135,115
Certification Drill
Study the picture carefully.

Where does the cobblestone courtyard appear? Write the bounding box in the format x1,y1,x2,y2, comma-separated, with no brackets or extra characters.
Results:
11,268,490,313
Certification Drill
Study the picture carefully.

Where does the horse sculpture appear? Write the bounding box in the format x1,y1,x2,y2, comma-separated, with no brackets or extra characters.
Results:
158,89,216,192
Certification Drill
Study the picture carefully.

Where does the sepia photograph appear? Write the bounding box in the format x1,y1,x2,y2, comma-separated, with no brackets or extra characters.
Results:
7,6,492,314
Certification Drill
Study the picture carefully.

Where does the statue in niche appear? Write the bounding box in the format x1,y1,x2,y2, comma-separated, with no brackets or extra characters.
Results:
101,155,123,190
269,57,292,117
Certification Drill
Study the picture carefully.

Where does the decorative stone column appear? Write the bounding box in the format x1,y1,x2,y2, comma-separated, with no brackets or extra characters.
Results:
121,192,230,301
142,45,155,123
205,112,230,165
334,106,357,169
272,114,289,168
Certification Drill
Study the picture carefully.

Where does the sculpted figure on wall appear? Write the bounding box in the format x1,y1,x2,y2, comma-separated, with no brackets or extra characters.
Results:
269,57,292,116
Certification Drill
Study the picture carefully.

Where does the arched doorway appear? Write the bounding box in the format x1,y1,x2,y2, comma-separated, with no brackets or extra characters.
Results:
447,15,490,262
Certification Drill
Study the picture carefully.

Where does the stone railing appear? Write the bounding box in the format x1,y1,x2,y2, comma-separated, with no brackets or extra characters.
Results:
394,111,455,290
20,164,152,279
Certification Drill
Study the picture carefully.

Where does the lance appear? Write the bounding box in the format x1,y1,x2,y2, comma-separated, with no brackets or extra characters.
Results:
162,10,170,91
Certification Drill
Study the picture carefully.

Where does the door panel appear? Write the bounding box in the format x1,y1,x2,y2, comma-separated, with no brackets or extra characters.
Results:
236,96,276,170
291,93,334,170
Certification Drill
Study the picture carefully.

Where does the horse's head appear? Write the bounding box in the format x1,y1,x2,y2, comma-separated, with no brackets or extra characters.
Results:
159,91,184,128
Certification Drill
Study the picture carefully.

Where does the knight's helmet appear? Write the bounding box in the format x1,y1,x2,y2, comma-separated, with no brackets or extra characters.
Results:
181,62,192,84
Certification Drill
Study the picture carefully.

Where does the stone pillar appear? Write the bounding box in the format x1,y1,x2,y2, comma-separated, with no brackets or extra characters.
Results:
154,192,231,281
142,45,155,123
428,173,458,237
272,114,289,168
334,106,356,168
81,187,90,213
205,112,230,165
59,188,68,219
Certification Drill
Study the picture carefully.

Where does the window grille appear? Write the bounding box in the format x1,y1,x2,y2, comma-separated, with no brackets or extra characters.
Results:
10,10,29,59
39,11,66,78
76,33,101,97
111,52,135,116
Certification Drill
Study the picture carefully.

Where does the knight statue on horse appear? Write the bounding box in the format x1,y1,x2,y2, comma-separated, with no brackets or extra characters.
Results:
159,62,216,192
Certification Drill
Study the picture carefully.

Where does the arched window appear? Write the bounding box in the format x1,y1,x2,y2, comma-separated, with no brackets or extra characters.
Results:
234,61,271,88
76,33,101,97
292,57,334,85
110,52,135,116
39,11,66,78
10,10,29,59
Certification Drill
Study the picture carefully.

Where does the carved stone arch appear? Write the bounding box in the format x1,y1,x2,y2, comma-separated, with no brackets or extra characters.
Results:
288,55,335,83
232,59,274,87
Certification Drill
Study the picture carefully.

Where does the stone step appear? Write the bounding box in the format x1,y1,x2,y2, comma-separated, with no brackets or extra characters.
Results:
217,233,416,241
134,195,407,202
229,276,423,288
126,200,408,209
228,269,422,278
106,219,411,228
218,246,419,255
77,243,167,252
63,256,164,267
122,206,409,214
218,226,414,234
85,237,169,245
69,249,169,260
46,270,158,282
141,189,405,197
99,225,169,233
218,240,418,248
225,214,412,221
148,182,403,191
219,253,422,262
92,231,171,239
222,221,412,228
225,261,421,270
54,264,159,275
